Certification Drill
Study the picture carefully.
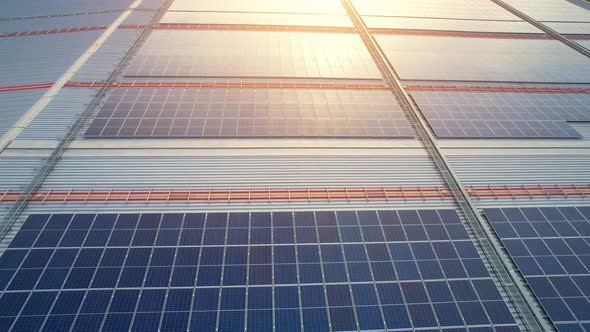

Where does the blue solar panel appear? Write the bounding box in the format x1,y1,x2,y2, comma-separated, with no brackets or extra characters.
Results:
85,88,414,138
484,206,590,331
412,91,589,138
125,31,380,79
0,210,520,331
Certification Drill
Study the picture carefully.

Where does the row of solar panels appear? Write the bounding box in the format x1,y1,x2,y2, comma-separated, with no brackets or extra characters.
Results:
1,207,589,330
0,210,521,331
86,87,590,138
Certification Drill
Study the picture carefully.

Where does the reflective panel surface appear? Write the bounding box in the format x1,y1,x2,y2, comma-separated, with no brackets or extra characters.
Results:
159,12,353,27
125,31,381,79
352,0,517,20
376,35,590,83
412,91,589,138
501,0,590,22
86,88,413,137
168,0,346,14
363,16,539,33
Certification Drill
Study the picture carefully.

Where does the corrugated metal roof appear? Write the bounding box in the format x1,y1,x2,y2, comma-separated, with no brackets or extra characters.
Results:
0,89,45,139
448,154,590,187
71,30,142,82
0,155,45,190
448,153,590,207
571,123,590,139
0,31,102,85
0,12,119,33
0,0,134,18
16,88,97,140
39,154,445,190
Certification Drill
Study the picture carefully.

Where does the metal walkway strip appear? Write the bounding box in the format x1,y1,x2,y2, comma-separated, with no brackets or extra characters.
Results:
0,185,588,203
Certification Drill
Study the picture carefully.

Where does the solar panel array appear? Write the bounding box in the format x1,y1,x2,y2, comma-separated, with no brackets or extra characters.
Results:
85,88,414,137
351,0,518,20
411,91,590,138
0,210,520,331
159,12,354,28
484,207,590,331
375,36,590,83
124,31,381,79
168,0,347,15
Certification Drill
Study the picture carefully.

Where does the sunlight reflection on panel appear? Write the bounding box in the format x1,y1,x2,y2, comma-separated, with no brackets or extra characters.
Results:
169,0,346,14
543,22,590,34
501,0,590,22
86,88,413,138
351,0,517,20
376,35,590,83
363,16,539,33
412,91,588,138
125,31,381,79
160,12,353,27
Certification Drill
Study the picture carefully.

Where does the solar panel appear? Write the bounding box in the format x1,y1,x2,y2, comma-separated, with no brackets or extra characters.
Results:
159,12,354,28
500,0,590,22
362,16,539,33
0,210,520,331
168,0,346,15
484,207,590,331
375,35,590,83
124,31,381,79
411,91,589,138
85,88,414,138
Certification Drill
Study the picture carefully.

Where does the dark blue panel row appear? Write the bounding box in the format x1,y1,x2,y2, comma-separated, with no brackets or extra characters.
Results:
8,210,470,249
484,207,590,332
0,210,519,331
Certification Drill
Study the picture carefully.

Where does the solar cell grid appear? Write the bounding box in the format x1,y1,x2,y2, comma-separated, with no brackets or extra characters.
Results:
501,0,590,22
125,30,381,79
484,206,590,331
351,0,517,20
376,35,590,83
85,88,414,138
412,91,590,138
168,0,346,14
159,12,354,28
0,210,520,331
